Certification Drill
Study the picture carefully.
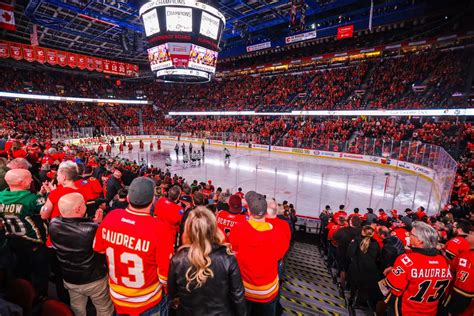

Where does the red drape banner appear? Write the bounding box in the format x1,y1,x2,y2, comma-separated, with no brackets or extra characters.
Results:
23,45,36,62
46,49,57,65
9,43,22,60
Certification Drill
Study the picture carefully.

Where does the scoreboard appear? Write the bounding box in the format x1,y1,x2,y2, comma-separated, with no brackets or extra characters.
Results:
139,0,225,82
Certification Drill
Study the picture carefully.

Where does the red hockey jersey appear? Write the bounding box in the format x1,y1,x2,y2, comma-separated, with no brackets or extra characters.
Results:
93,208,174,315
391,227,410,247
216,210,248,241
229,220,287,303
449,249,474,316
386,250,452,315
445,236,469,261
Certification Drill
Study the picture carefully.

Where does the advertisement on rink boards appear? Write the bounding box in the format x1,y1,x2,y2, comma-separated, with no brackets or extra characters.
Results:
296,215,321,233
250,144,270,150
237,142,250,148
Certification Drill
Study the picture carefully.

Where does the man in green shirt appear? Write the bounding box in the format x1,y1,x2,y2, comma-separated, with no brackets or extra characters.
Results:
0,169,48,295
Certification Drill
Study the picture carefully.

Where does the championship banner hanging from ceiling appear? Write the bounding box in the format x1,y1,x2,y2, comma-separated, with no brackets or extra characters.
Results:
0,40,139,77
23,45,36,62
36,47,46,63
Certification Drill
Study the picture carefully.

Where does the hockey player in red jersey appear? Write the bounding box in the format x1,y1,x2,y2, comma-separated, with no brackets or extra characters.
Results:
385,221,452,316
93,177,174,315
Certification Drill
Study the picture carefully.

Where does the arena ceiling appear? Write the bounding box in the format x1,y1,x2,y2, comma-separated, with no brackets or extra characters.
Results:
1,0,467,65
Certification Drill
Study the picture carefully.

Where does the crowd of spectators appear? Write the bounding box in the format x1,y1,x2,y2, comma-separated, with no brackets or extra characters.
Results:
1,47,471,113
319,202,473,315
0,129,299,315
0,122,472,315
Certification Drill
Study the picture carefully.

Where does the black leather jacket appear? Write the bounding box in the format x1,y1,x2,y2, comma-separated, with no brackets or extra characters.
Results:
168,244,247,316
49,217,107,285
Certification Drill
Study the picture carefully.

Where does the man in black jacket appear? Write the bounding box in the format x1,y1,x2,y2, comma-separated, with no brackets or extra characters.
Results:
49,193,113,316
333,216,361,289
105,169,122,203
378,225,404,272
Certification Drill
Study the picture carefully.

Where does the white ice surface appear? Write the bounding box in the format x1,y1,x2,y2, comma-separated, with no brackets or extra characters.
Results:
106,140,435,217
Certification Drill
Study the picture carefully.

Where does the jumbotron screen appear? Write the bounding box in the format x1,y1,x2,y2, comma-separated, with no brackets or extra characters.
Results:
140,0,225,51
140,0,225,82
147,43,217,73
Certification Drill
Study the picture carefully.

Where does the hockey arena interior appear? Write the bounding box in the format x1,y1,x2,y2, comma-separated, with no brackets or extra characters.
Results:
0,0,473,315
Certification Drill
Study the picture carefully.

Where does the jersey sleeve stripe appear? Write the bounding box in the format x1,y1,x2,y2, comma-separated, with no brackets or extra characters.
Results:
158,273,168,284
385,277,402,292
453,286,474,298
445,249,456,259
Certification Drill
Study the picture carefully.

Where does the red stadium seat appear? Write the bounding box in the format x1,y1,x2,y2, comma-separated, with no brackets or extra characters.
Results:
40,299,74,316
6,279,36,316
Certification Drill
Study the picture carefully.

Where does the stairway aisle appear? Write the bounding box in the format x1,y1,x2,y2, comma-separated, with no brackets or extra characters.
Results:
281,242,348,316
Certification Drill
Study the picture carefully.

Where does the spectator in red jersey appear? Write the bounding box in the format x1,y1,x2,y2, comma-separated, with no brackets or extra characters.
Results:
40,161,85,221
389,209,398,222
216,194,248,242
444,230,474,316
444,219,471,262
235,187,244,200
49,193,112,316
93,177,174,315
168,206,246,316
377,209,389,223
266,199,291,314
334,204,347,218
348,208,363,220
154,185,184,243
384,222,452,316
327,215,347,272
347,225,381,309
75,166,103,216
391,216,412,248
415,206,427,220
229,191,287,316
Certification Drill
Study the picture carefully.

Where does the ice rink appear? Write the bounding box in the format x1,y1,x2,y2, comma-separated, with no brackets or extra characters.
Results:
108,140,435,217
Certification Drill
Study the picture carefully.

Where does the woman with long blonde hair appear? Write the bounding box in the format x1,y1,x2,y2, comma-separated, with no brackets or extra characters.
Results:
347,225,381,309
168,206,246,316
